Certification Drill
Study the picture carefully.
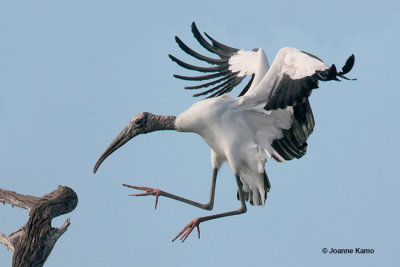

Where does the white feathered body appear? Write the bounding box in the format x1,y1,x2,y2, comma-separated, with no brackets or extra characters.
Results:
176,94,292,205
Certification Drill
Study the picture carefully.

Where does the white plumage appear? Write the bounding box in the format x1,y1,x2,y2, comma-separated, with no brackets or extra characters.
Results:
176,94,291,205
171,26,353,206
94,22,355,242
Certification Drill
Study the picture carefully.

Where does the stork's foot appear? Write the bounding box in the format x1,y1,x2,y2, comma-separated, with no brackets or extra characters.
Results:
122,184,163,209
172,218,201,243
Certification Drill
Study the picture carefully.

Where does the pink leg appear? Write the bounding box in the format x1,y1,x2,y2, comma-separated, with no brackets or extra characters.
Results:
123,169,218,210
122,185,162,209
172,174,247,242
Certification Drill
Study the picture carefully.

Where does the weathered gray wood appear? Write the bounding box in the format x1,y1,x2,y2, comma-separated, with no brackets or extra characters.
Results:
0,186,78,267
0,189,40,211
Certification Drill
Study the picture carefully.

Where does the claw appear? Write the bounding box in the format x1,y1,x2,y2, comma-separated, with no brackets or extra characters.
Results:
172,218,201,243
123,184,162,209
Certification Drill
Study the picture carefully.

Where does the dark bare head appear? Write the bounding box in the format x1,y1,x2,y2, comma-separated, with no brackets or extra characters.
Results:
93,112,176,173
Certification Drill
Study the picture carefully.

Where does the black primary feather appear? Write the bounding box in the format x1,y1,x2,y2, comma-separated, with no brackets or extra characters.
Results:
173,71,230,81
184,72,237,89
174,36,226,65
239,75,255,96
204,32,239,54
169,54,229,73
170,22,253,98
339,54,355,75
191,22,231,58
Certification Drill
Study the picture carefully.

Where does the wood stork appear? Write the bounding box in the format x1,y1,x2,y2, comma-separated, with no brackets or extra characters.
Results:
93,22,355,242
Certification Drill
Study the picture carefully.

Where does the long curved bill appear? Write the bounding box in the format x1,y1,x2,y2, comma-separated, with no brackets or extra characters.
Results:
93,122,137,173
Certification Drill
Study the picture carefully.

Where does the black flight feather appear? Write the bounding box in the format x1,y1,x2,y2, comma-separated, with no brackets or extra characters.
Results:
191,22,231,58
173,71,230,81
169,54,229,73
174,36,226,65
184,72,237,89
204,32,240,54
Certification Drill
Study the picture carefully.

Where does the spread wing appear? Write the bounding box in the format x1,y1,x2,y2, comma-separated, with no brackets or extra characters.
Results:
263,50,355,111
252,48,355,161
169,22,269,98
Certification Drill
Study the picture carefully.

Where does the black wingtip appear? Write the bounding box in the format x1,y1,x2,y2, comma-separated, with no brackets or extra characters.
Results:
327,64,339,81
314,56,356,82
191,22,198,33
172,22,246,98
173,35,226,65
190,22,232,58
339,54,355,75
337,54,356,80
168,54,178,63
203,32,239,54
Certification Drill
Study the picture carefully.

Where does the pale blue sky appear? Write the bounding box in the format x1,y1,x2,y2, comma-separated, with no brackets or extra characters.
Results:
1,1,399,266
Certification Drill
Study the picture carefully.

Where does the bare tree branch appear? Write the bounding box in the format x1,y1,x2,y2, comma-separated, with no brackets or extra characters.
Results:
0,233,14,253
0,188,40,211
0,186,78,267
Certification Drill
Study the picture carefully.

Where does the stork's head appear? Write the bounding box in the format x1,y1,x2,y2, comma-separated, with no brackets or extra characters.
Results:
93,112,176,173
